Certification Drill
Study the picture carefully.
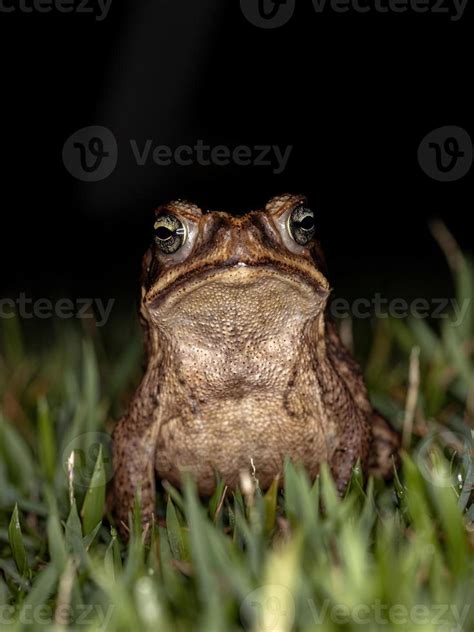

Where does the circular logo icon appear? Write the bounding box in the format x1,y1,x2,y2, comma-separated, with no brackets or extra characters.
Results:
61,431,114,489
416,430,473,489
417,126,472,182
62,125,118,182
240,0,295,28
240,584,295,631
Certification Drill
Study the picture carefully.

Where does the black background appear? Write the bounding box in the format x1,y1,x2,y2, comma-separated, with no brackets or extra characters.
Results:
0,0,472,308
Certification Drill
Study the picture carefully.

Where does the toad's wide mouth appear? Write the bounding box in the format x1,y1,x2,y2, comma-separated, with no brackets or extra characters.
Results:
145,260,331,308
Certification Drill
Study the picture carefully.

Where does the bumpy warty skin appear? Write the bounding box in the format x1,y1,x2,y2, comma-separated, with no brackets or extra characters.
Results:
112,194,400,533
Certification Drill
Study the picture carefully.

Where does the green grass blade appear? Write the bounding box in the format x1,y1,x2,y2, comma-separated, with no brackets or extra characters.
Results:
8,504,28,577
80,444,105,536
0,415,34,494
166,497,188,561
65,500,87,567
37,397,56,484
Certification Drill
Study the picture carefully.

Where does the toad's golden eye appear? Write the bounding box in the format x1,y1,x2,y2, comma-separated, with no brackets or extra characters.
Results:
287,204,316,246
154,214,187,254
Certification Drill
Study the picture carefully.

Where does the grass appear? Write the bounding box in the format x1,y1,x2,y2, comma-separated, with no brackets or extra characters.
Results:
0,226,473,631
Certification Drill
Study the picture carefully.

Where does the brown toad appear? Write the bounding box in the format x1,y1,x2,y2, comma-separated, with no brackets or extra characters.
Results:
112,194,400,531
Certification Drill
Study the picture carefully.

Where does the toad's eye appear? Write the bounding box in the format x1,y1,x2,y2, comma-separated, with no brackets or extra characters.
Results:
154,214,187,254
287,205,316,246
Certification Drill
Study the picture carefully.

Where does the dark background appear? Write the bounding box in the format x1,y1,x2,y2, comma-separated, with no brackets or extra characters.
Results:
0,0,472,310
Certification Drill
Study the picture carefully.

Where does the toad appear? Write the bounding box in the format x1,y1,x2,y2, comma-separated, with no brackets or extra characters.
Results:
112,194,400,531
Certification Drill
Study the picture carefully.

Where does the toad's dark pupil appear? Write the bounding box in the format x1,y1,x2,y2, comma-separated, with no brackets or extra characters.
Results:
298,215,314,231
156,226,173,241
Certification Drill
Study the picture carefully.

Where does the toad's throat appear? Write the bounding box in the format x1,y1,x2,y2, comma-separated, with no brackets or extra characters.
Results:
149,271,327,396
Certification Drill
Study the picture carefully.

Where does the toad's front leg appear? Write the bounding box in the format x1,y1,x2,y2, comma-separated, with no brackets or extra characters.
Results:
112,414,158,537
